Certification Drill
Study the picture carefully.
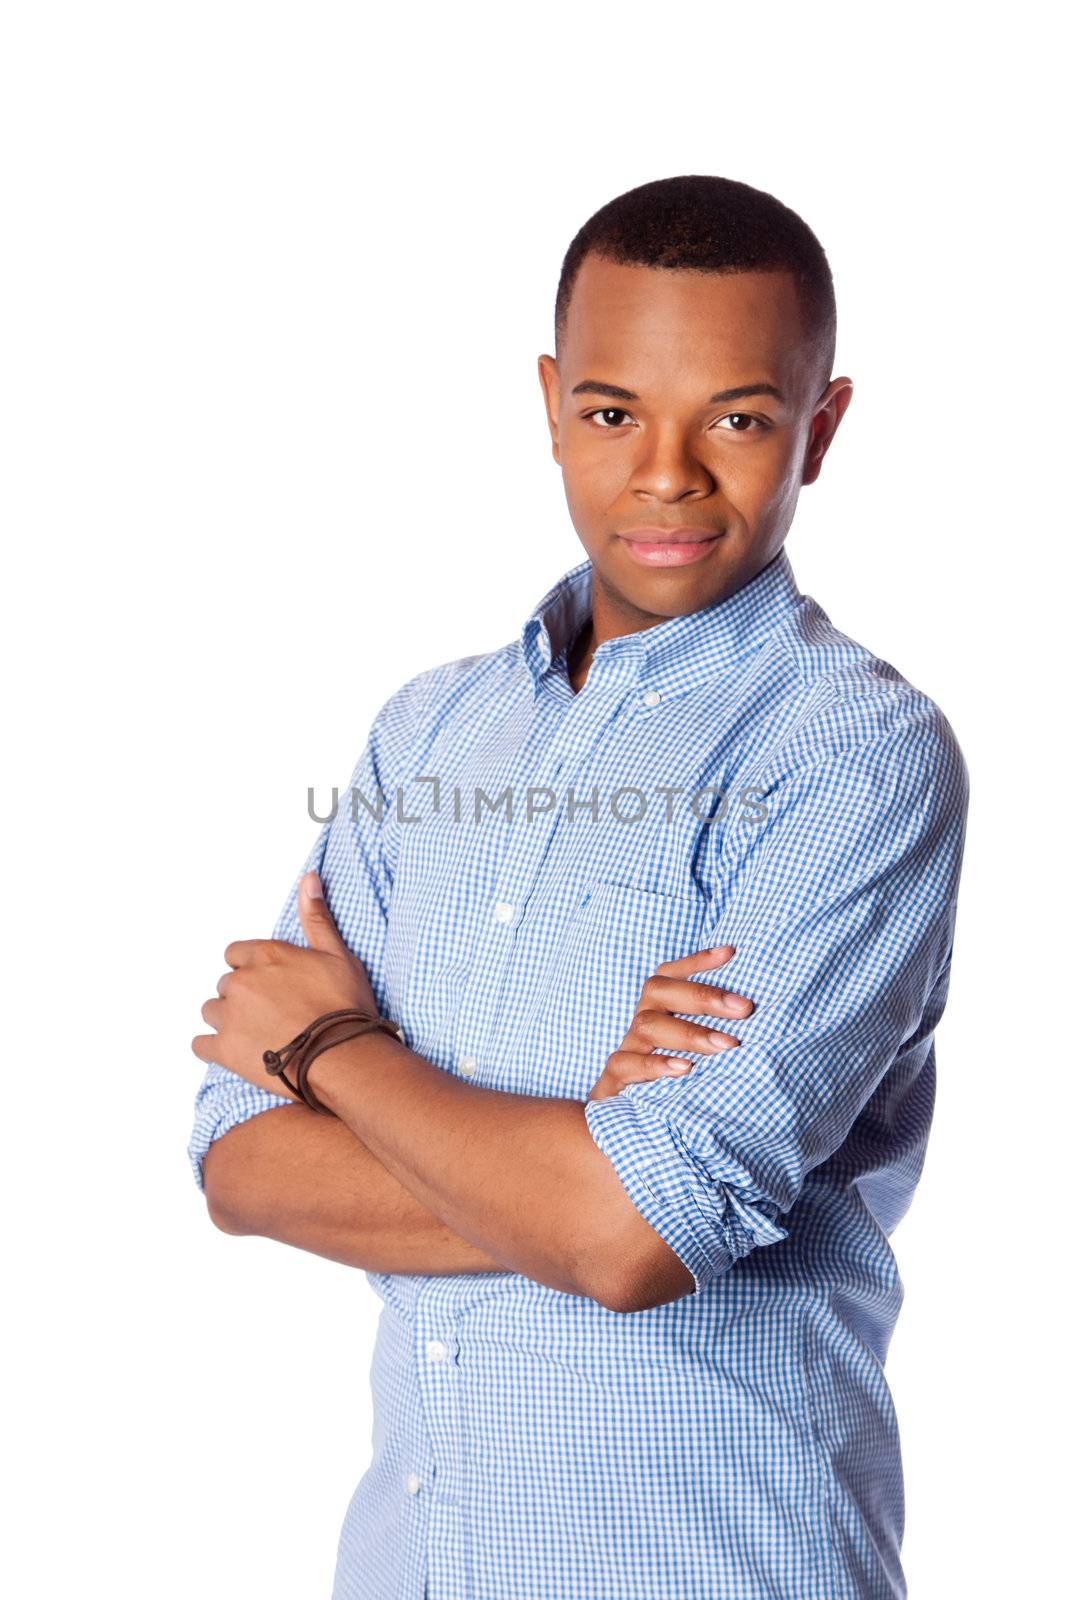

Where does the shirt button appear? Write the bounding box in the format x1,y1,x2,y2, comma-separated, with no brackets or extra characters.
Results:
494,901,515,922
642,688,662,707
456,1054,477,1077
425,1338,448,1362
405,1472,421,1494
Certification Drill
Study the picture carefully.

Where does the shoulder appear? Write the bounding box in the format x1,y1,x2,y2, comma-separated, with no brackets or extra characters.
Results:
377,637,522,730
764,598,969,809
361,636,523,780
719,603,970,902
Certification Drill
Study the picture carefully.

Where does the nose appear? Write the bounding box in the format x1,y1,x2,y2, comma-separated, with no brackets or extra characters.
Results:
627,421,715,502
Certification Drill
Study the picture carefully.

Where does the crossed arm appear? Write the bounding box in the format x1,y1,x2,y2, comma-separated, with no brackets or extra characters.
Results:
200,896,739,1312
193,696,968,1314
204,1074,684,1312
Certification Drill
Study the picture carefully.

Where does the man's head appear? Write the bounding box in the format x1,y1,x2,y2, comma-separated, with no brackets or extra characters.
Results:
538,175,853,638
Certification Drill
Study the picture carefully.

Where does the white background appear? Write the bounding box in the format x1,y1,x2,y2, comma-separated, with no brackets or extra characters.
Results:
3,4,1061,1595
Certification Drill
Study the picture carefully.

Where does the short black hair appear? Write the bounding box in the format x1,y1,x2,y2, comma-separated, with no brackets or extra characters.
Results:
555,174,836,392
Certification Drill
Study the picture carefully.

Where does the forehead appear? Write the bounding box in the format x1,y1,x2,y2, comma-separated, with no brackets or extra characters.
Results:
563,255,809,394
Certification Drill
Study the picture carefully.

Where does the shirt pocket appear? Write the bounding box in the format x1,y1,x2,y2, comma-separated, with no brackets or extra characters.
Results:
514,878,709,1099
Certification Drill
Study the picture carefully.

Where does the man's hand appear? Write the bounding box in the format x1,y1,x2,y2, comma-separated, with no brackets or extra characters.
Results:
587,945,754,1100
191,870,377,1096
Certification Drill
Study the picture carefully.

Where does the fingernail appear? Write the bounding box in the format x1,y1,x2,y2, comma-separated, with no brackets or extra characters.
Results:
724,996,749,1016
305,871,324,899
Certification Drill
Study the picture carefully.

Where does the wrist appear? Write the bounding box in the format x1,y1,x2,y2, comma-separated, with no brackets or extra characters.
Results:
304,1026,408,1115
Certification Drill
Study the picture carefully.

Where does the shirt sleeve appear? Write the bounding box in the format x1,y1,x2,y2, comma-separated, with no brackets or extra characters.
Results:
582,694,970,1295
186,673,426,1195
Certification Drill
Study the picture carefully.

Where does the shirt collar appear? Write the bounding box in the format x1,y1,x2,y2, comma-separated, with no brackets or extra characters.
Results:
520,545,805,692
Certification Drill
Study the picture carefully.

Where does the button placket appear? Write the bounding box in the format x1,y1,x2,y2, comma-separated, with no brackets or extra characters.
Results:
412,1302,464,1517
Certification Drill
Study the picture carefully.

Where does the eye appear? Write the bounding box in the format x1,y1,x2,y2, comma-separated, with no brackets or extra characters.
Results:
583,408,771,434
714,412,768,433
585,407,635,429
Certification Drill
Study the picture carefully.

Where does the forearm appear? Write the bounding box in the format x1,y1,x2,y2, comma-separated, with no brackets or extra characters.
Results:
305,1034,664,1307
202,1103,510,1276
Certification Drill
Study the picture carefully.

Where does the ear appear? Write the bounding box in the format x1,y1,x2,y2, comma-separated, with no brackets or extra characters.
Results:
802,376,853,486
537,352,562,465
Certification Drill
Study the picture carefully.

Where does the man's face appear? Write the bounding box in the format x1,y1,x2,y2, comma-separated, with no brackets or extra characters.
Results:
538,255,853,630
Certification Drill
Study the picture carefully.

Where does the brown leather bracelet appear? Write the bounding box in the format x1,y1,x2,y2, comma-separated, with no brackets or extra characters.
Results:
263,1008,404,1116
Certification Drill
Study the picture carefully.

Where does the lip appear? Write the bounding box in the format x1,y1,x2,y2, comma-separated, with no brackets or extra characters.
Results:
616,528,724,568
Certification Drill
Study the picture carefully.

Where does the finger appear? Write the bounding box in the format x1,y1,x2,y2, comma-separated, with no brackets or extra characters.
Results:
297,871,352,957
655,945,736,978
641,972,754,1020
191,1033,220,1062
216,971,232,997
611,1049,696,1078
589,1050,696,1100
623,1007,740,1056
223,939,265,968
200,997,224,1030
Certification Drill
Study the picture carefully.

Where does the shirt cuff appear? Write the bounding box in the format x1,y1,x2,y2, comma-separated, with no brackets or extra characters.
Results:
583,1089,790,1295
187,1062,294,1195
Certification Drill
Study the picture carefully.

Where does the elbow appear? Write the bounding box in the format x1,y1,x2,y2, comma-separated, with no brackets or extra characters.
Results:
201,1145,252,1235
588,1279,658,1316
204,1183,250,1235
583,1234,697,1315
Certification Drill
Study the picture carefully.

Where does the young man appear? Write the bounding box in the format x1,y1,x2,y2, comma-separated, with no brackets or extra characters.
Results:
190,175,969,1600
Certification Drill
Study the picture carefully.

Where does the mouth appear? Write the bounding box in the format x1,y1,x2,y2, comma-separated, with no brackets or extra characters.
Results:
615,528,725,568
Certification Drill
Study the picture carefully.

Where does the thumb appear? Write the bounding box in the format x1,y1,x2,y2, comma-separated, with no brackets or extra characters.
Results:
298,870,351,956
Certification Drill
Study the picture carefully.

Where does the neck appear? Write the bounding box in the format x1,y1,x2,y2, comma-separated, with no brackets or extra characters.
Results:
566,617,594,692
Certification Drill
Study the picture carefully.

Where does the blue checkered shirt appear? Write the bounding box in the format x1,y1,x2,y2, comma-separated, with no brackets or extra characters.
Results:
189,546,968,1600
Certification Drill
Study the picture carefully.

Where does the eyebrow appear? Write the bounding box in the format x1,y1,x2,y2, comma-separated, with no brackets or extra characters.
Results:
570,380,787,405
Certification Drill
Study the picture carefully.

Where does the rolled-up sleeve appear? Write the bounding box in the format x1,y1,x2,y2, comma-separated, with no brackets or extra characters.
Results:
583,698,970,1295
187,673,426,1195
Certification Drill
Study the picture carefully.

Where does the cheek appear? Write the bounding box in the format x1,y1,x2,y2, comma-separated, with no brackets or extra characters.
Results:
561,437,632,519
716,439,796,517
749,456,801,526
